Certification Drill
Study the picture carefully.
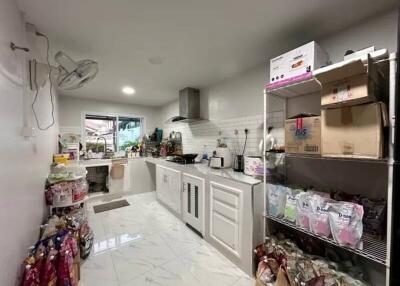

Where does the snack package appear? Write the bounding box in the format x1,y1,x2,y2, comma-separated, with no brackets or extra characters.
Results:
310,194,333,237
360,197,386,238
328,202,364,248
268,184,290,218
72,179,88,202
284,189,303,222
296,192,312,229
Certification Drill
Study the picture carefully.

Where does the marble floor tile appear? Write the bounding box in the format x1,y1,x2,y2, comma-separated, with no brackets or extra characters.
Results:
178,245,247,286
82,192,254,286
159,224,205,256
111,233,178,284
80,252,119,286
120,257,203,286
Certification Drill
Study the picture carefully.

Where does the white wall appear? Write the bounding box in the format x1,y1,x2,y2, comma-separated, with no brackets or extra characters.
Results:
287,9,399,118
158,9,397,159
160,9,398,122
59,96,161,135
0,0,59,284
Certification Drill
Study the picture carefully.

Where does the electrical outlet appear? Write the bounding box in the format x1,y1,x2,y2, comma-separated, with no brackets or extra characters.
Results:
234,129,239,135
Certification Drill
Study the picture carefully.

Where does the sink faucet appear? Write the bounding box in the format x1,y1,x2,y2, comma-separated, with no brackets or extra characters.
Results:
96,136,107,154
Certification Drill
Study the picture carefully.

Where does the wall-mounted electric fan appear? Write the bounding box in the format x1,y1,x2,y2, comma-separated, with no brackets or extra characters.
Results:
54,51,98,90
29,51,98,91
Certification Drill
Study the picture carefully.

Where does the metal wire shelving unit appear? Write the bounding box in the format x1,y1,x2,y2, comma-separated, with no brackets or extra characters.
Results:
262,52,397,286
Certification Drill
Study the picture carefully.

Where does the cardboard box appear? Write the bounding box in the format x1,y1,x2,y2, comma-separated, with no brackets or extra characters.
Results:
269,41,329,84
321,102,388,159
315,57,382,108
285,116,321,155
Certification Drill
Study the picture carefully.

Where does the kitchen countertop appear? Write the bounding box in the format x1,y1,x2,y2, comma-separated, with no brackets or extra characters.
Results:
79,157,145,168
146,157,262,186
80,159,112,168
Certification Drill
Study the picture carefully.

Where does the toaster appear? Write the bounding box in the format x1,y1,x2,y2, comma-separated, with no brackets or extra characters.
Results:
209,156,224,168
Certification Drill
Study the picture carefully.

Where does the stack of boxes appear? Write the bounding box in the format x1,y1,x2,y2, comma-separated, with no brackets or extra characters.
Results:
278,43,388,159
317,56,388,159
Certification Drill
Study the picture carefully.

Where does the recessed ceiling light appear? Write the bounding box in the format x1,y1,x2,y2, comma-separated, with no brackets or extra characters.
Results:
122,86,135,95
148,56,163,65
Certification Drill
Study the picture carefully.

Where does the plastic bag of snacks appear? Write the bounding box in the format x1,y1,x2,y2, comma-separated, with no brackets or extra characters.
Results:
284,189,303,222
267,184,290,218
296,192,312,229
328,202,364,248
309,194,333,237
47,182,73,206
360,197,386,238
72,178,88,202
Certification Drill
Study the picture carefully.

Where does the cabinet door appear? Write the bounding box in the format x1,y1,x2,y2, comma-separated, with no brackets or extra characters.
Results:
156,165,167,203
166,167,181,214
130,159,155,194
182,174,205,234
156,165,181,215
210,181,242,258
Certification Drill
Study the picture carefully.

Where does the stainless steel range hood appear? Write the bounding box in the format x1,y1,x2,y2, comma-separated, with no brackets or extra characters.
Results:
166,87,201,123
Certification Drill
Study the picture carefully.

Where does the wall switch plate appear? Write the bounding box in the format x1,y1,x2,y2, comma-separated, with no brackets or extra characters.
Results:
22,126,35,138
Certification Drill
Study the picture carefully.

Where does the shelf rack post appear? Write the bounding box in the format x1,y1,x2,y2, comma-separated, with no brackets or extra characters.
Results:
386,52,397,286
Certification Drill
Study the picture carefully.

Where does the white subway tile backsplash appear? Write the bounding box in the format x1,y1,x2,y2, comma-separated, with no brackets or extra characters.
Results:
162,111,284,156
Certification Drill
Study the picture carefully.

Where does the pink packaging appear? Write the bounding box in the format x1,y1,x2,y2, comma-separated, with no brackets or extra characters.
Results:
310,194,333,237
296,192,312,229
328,202,364,248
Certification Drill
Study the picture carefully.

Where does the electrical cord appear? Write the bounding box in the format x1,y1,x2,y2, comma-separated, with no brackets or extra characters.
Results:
242,129,248,156
32,32,55,131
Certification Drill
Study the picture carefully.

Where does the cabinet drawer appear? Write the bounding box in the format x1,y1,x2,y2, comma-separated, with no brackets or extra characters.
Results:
213,188,238,208
213,200,238,222
211,212,239,254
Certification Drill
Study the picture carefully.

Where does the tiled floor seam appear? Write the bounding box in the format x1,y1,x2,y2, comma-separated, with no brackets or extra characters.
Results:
99,212,121,285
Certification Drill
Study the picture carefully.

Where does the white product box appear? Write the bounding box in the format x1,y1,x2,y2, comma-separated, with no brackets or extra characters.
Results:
269,41,329,84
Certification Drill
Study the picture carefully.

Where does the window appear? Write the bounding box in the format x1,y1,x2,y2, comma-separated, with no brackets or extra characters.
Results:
84,114,143,152
117,117,142,151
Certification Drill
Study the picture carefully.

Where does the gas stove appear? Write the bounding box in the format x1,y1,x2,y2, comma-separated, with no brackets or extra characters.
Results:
166,154,198,165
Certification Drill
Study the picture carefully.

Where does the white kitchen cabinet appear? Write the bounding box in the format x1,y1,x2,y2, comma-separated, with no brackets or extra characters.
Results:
128,158,155,194
149,158,264,276
156,165,181,215
182,173,205,235
209,181,243,258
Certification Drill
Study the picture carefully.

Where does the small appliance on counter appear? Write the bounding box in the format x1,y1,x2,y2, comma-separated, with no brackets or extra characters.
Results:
209,138,232,169
232,128,248,172
209,151,224,169
233,155,244,172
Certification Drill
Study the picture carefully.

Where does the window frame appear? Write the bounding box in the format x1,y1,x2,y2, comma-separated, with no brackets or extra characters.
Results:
81,111,146,151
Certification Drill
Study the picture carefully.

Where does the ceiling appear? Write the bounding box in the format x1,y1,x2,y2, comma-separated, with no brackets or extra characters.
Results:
17,0,397,106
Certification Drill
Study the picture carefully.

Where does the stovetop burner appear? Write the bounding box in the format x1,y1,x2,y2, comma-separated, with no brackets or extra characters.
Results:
166,154,197,165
